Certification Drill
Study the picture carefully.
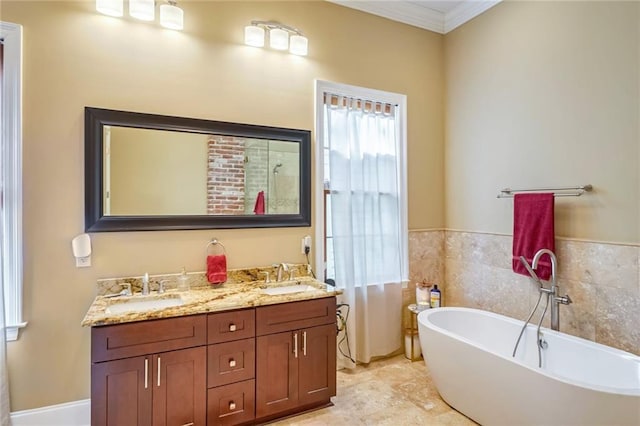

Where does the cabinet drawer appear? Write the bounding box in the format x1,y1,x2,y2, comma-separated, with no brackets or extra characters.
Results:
207,379,255,426
208,338,255,388
92,315,207,363
256,297,336,336
208,309,255,344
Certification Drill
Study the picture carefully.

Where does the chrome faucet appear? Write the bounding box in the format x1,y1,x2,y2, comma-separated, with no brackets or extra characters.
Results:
276,263,290,282
513,250,572,367
532,249,557,289
142,272,150,296
532,249,572,331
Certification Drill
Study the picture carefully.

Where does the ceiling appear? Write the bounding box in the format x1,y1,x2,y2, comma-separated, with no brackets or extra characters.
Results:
326,0,502,34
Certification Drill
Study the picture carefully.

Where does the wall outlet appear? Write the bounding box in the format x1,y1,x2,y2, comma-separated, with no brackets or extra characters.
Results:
76,256,91,268
301,235,312,254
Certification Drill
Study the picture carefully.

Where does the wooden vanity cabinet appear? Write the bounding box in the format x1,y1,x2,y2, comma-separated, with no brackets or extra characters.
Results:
255,298,337,419
91,297,336,426
91,315,207,426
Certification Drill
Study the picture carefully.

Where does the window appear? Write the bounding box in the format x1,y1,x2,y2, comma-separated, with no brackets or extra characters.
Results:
1,22,25,341
314,80,408,286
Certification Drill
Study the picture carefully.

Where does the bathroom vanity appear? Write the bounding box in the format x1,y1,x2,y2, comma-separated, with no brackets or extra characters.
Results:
83,271,338,426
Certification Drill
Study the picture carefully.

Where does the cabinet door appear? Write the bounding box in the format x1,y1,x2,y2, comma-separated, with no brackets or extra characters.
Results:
255,332,298,418
152,346,206,426
91,356,152,426
298,324,337,406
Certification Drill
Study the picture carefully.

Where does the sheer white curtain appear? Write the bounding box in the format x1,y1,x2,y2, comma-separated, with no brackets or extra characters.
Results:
326,97,404,367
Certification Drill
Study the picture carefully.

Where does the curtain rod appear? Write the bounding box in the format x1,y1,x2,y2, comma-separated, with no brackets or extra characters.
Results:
497,184,593,198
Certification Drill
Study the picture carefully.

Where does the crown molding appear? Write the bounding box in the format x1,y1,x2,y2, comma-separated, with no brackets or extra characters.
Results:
328,0,445,33
444,0,502,33
327,1,501,34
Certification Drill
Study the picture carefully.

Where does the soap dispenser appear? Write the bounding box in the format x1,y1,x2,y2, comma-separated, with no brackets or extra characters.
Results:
177,267,190,292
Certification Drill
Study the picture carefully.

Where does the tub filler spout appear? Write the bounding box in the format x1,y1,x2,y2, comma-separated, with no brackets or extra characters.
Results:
532,249,572,331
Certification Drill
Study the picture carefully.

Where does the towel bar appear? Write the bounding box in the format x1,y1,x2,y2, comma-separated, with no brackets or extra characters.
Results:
497,184,592,198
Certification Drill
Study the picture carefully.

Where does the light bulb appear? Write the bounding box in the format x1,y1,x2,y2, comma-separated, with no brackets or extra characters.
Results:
289,35,308,56
129,0,155,21
160,2,184,30
96,0,123,17
244,25,265,47
269,27,289,50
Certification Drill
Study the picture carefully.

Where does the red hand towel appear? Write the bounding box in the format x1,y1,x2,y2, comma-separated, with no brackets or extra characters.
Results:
207,254,227,285
254,191,265,215
512,193,555,280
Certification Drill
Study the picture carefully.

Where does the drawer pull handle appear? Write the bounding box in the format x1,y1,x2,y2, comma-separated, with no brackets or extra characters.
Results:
229,359,236,368
229,323,237,332
303,331,307,356
144,358,149,389
182,423,194,426
229,401,236,411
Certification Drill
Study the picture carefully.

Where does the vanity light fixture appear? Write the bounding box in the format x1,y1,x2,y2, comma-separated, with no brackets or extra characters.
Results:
244,25,265,47
160,0,184,30
96,0,124,17
129,0,155,21
96,0,184,31
269,27,289,50
244,21,308,56
289,34,309,56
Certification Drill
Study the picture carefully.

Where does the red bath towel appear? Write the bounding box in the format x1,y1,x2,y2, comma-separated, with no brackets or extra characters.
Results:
254,191,265,215
512,193,555,280
207,254,227,285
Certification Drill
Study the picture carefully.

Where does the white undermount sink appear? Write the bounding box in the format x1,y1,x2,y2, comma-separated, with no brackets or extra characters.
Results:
105,296,184,314
261,284,318,296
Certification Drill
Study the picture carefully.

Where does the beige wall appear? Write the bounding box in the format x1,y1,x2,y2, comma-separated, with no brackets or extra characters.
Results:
3,1,444,410
445,1,640,243
109,127,208,215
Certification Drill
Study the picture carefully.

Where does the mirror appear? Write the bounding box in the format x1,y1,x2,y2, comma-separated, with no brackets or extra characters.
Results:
85,107,311,231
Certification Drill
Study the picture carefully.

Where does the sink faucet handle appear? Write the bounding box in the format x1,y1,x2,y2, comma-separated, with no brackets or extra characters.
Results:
558,294,572,305
259,271,271,283
289,268,296,280
121,283,132,296
158,280,168,294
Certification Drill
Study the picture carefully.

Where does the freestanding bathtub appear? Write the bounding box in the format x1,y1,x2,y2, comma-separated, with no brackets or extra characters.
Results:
417,307,640,426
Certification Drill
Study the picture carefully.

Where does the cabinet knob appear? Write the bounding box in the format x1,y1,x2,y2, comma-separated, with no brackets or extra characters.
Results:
229,401,236,411
229,323,237,332
229,358,236,368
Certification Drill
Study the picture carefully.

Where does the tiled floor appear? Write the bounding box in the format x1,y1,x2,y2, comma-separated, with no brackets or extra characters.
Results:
272,355,477,425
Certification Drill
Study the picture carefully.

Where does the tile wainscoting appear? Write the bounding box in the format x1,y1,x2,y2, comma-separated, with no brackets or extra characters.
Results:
406,229,640,356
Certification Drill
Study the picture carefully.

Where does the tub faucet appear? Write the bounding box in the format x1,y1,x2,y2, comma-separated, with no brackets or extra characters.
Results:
532,249,572,331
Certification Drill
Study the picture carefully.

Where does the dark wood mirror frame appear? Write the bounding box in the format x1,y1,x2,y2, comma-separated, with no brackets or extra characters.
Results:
85,107,311,232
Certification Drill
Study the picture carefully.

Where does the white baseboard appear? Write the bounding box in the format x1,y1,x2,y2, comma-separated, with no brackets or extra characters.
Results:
11,399,90,426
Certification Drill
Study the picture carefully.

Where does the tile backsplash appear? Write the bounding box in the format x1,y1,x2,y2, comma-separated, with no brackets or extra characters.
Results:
407,230,640,356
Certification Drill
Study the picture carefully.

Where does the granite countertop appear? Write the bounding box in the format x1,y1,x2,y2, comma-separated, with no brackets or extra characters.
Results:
82,276,341,327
